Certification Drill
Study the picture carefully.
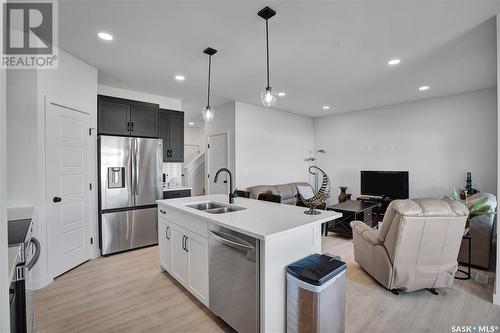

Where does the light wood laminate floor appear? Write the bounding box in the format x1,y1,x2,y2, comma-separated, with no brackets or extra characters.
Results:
35,236,500,333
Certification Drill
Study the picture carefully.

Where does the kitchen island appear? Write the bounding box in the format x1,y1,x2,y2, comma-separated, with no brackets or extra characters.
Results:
157,194,341,333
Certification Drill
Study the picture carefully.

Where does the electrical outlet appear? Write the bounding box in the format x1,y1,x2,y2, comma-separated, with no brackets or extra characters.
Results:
388,144,395,151
367,144,373,152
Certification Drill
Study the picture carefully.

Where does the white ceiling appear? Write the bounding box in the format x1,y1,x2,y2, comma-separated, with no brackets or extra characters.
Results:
59,1,499,124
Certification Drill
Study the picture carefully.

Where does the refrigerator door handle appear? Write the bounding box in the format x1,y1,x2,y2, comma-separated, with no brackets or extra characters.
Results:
130,138,136,204
135,138,140,196
126,211,131,240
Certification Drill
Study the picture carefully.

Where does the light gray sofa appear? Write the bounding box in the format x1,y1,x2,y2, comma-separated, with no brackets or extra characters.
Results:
245,182,314,206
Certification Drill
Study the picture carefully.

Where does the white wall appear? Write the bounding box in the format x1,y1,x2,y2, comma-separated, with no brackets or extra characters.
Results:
0,0,9,326
315,88,497,203
6,70,38,207
98,84,181,110
31,50,98,288
204,101,236,192
204,101,315,190
5,50,98,289
184,126,205,164
495,14,500,307
234,102,314,189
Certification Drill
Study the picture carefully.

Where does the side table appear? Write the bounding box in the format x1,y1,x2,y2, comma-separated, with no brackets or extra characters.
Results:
455,233,471,280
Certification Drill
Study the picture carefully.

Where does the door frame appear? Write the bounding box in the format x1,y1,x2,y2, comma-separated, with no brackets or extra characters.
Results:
205,130,230,195
42,97,95,281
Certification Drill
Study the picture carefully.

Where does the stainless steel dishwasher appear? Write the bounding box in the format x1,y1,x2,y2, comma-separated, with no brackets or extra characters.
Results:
209,224,259,333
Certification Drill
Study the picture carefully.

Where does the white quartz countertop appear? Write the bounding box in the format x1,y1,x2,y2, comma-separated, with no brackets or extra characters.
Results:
157,194,342,240
8,206,35,220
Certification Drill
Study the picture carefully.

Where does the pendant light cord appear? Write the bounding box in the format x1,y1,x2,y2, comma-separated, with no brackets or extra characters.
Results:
207,55,211,107
266,19,270,89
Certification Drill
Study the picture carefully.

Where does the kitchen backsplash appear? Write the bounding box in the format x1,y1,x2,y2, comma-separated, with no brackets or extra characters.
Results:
163,163,182,189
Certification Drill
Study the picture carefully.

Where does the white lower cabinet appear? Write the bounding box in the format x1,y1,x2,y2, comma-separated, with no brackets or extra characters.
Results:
158,210,209,307
158,219,172,272
186,232,209,305
170,224,189,286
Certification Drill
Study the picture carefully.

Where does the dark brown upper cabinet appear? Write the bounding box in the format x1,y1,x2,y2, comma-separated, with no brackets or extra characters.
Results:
98,95,159,138
159,109,184,163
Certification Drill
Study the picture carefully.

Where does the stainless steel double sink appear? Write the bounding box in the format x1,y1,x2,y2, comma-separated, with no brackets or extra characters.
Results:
186,202,246,214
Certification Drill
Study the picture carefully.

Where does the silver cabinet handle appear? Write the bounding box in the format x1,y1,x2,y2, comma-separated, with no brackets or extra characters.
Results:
165,226,170,240
210,231,254,251
159,209,166,214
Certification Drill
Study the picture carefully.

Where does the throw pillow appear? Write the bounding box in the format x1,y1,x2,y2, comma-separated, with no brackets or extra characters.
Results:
297,185,314,200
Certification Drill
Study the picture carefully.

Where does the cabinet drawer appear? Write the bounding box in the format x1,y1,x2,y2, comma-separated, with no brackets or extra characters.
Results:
158,206,208,238
158,206,169,217
170,209,208,238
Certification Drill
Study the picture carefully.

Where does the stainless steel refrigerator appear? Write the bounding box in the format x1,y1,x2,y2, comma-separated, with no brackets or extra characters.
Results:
99,136,163,255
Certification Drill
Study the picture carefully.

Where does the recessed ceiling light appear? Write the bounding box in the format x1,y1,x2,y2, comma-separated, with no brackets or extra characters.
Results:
97,32,113,41
175,75,185,81
419,85,430,91
188,122,195,126
388,58,401,66
322,105,330,110
277,92,286,97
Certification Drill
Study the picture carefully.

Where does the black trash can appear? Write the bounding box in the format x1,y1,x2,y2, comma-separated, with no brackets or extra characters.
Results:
287,253,347,333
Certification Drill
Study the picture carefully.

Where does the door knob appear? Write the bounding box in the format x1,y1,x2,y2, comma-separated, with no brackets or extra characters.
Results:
53,196,62,203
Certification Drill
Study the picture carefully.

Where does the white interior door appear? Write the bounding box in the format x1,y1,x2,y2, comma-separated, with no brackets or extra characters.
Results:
46,102,91,278
207,133,229,194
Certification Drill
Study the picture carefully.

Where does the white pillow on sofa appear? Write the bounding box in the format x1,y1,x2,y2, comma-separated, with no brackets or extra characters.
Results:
296,185,314,200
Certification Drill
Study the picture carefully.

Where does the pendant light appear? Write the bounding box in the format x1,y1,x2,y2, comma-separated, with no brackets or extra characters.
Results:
202,47,217,122
258,6,277,108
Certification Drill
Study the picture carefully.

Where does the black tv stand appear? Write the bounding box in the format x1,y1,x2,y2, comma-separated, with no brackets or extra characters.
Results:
356,196,394,222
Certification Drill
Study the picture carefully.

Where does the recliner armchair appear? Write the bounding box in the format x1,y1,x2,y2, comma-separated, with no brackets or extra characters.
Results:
351,198,468,293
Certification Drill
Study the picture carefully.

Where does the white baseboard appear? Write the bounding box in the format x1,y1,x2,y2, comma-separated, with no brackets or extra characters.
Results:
494,293,500,306
31,276,53,290
92,247,100,259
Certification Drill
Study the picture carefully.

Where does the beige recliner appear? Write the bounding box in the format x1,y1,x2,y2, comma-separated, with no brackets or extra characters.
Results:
351,198,468,293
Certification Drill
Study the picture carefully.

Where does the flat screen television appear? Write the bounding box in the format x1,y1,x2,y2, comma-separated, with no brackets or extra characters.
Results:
360,171,409,199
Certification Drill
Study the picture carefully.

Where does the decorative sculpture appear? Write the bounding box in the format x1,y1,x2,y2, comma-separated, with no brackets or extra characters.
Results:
338,186,349,203
299,166,331,215
465,172,478,196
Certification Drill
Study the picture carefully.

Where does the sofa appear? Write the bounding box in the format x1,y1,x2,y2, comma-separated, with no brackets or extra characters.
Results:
351,198,468,293
245,182,319,207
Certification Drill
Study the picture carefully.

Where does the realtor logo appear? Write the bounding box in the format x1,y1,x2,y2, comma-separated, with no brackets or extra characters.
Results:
2,0,58,68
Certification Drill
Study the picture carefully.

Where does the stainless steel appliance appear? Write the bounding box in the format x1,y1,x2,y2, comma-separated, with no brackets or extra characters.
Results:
99,136,162,255
8,218,41,333
286,254,346,333
208,224,259,333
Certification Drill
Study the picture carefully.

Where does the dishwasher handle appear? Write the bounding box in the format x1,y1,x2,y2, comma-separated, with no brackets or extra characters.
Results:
210,231,254,251
26,237,41,271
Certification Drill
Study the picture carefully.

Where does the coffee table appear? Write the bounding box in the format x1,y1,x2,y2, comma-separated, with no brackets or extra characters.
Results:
326,200,381,237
